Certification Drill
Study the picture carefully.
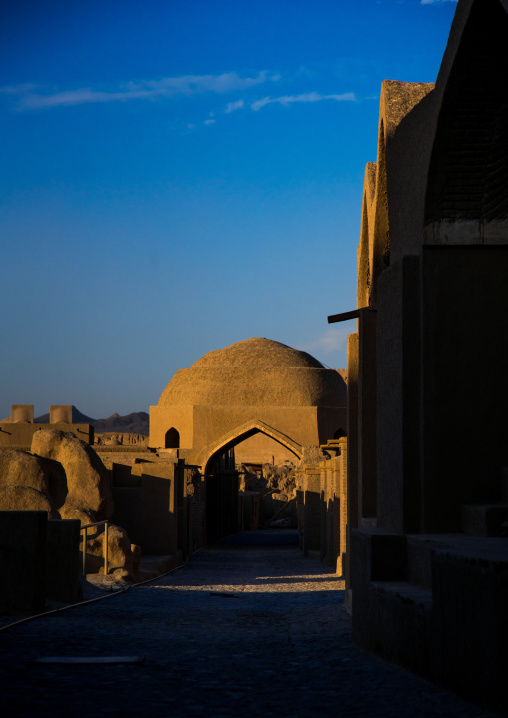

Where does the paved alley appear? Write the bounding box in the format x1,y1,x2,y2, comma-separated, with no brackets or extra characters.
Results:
0,531,502,717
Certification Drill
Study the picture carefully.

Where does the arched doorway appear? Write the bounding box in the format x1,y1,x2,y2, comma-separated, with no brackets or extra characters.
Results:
165,427,180,449
200,421,302,544
201,421,302,476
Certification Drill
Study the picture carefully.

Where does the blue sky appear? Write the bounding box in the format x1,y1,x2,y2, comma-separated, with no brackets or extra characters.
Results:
0,0,458,419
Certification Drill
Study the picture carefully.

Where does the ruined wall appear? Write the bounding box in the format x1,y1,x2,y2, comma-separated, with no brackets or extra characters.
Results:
296,439,347,574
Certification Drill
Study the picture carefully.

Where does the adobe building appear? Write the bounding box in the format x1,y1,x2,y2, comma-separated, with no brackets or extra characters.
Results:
0,405,93,448
332,0,508,709
149,337,347,473
81,337,348,557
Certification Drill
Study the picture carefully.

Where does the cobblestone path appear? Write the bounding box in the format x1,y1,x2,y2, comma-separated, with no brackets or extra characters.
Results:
0,531,502,718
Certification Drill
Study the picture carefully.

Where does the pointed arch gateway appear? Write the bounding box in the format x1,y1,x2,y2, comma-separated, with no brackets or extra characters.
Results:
200,421,302,544
198,420,302,476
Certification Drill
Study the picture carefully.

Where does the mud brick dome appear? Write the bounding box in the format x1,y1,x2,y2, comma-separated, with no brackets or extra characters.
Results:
149,338,347,460
157,338,346,409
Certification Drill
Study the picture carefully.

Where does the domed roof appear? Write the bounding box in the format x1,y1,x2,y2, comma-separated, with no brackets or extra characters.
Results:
157,338,346,409
192,338,324,369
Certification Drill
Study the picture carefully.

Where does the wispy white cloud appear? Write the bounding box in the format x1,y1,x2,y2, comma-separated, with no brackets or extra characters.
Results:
204,119,216,125
420,0,457,4
250,91,356,112
0,83,40,95
3,71,279,110
225,99,245,113
298,326,351,358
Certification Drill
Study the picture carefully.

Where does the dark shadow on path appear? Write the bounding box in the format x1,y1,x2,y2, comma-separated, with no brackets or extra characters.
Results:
213,528,299,548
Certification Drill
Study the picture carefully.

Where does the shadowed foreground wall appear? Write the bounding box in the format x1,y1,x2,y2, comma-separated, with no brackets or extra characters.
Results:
344,0,508,710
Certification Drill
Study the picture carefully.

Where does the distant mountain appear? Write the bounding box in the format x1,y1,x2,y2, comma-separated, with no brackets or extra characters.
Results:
34,406,149,435
93,412,149,435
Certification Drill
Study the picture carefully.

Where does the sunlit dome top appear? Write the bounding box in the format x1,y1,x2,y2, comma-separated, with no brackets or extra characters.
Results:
192,337,324,369
157,338,346,408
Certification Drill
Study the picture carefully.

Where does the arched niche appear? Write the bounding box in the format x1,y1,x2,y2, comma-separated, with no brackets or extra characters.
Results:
369,117,390,304
357,162,377,308
165,427,180,449
425,0,508,244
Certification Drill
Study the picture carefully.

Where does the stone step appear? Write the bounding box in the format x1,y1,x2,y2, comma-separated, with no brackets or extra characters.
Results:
407,534,508,589
372,580,433,610
461,503,508,537
406,535,459,589
359,580,433,675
